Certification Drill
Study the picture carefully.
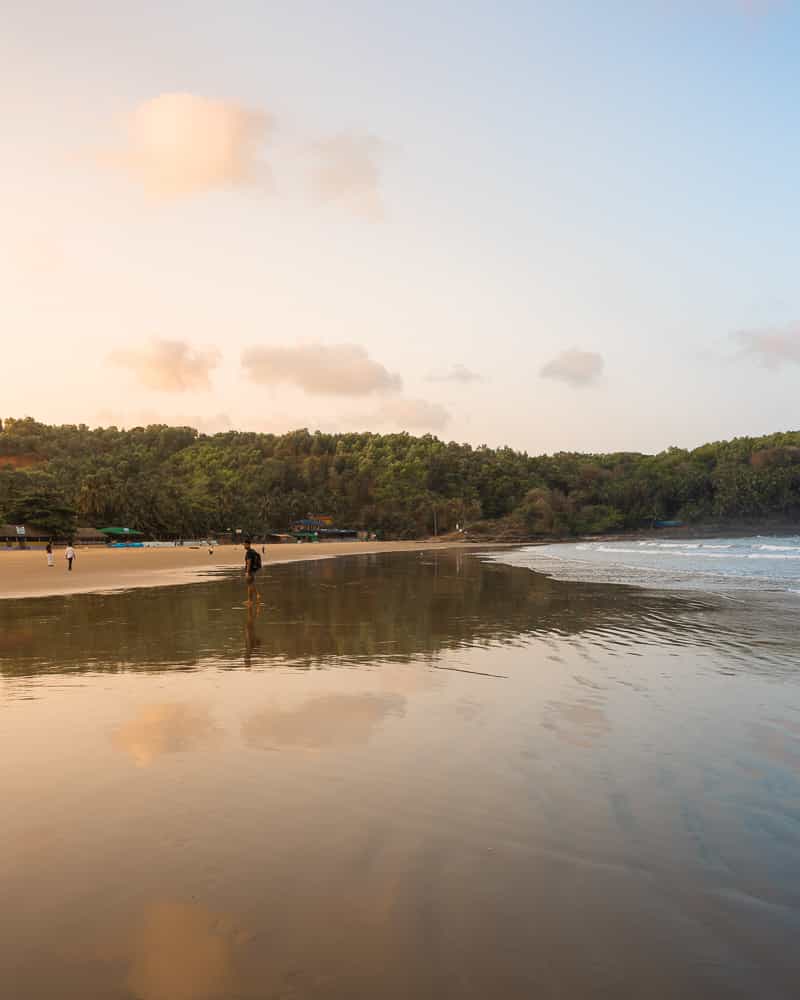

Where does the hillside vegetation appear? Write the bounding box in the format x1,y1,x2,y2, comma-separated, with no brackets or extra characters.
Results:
2,417,800,539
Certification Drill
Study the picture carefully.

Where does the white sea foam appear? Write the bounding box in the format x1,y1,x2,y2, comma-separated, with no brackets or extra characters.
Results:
694,552,740,559
598,547,646,555
747,553,800,560
598,546,746,560
501,536,800,594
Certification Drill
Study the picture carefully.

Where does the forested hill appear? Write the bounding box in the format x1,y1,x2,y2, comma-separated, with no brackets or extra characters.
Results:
2,416,800,539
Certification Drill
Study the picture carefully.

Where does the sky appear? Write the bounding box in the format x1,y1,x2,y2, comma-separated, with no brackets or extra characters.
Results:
2,0,799,455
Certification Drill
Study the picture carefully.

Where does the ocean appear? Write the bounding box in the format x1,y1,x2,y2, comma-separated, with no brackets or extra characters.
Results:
490,535,800,594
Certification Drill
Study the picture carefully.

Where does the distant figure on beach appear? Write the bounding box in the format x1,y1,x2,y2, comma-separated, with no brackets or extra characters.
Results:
46,541,54,567
243,538,262,606
65,544,76,572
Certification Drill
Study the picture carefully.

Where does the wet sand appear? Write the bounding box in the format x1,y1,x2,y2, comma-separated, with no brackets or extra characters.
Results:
0,540,484,601
2,551,799,998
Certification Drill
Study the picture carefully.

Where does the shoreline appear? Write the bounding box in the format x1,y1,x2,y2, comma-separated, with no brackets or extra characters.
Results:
0,540,499,602
465,521,800,545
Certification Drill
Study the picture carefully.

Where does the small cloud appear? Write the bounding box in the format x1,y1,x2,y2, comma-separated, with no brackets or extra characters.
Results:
733,325,800,369
108,339,221,392
368,397,450,431
102,92,273,197
241,343,402,396
311,135,386,220
540,349,604,387
426,364,484,384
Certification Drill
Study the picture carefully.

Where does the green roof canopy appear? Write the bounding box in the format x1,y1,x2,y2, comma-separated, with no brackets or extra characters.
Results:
98,526,144,536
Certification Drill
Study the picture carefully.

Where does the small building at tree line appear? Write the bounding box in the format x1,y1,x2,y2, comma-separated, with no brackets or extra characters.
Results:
74,527,109,544
0,523,50,545
291,516,334,532
98,527,144,540
0,524,108,546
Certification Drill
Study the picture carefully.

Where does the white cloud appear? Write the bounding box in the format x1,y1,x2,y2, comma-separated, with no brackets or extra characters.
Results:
94,94,394,219
108,339,221,392
103,92,273,197
540,349,604,387
241,343,402,396
367,397,450,431
311,135,386,220
426,364,484,384
733,325,800,369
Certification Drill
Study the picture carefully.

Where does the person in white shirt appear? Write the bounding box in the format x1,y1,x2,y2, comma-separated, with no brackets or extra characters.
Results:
65,544,76,571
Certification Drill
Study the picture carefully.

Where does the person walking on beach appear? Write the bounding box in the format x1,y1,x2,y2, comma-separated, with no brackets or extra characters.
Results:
46,540,54,568
243,538,262,606
65,543,76,572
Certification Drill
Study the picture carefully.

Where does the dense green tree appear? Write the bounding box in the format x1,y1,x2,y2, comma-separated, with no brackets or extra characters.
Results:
2,470,76,536
2,417,800,538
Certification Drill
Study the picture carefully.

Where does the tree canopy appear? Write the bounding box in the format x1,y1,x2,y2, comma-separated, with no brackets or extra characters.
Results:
2,417,800,539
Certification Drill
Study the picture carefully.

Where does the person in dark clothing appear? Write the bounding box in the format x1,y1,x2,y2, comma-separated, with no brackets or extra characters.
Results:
243,538,262,606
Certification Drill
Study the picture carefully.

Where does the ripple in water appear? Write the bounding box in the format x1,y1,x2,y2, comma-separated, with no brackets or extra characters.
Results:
486,538,800,673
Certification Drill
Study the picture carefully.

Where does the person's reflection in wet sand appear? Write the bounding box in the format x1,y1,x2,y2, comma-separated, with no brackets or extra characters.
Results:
243,603,262,667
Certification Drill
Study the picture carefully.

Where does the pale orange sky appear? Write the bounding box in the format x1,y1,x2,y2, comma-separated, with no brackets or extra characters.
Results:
2,1,798,453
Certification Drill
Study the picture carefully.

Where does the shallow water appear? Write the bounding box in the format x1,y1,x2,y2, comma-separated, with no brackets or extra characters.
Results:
494,535,800,594
1,551,799,998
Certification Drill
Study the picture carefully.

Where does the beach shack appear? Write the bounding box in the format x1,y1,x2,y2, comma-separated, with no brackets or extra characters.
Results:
0,523,51,547
98,526,145,547
2,524,109,547
74,526,110,546
318,528,358,540
291,517,333,532
291,516,335,541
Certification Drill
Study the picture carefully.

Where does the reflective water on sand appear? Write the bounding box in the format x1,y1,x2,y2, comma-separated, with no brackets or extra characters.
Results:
1,551,799,998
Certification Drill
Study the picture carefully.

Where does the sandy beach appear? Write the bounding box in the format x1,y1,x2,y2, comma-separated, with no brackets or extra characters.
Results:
0,540,484,600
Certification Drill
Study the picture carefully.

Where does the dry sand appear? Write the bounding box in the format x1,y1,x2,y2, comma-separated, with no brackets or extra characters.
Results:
0,540,488,601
